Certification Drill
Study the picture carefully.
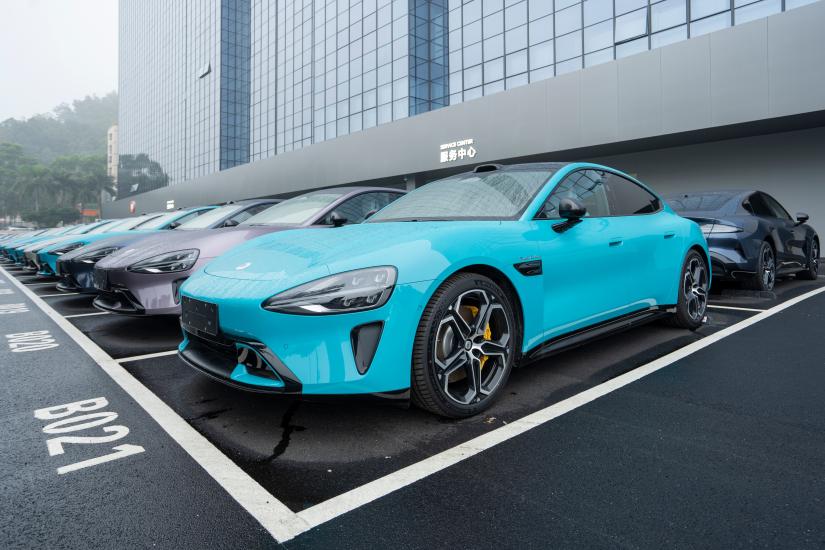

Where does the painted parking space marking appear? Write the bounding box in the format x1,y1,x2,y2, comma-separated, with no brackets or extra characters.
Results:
116,349,179,363
23,281,57,286
0,265,307,542
0,288,13,295
0,303,29,314
707,304,765,313
34,397,145,475
41,292,78,297
6,330,59,352
64,311,111,319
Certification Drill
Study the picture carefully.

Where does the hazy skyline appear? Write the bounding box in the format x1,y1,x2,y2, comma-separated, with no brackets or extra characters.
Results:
0,0,118,122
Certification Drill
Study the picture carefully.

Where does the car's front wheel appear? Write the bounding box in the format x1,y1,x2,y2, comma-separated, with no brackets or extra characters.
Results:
411,273,517,418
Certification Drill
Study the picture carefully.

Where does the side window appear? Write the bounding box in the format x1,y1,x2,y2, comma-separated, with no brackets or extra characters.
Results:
761,193,792,221
538,170,611,219
328,192,402,224
172,211,205,226
604,173,661,216
744,193,773,218
229,203,272,225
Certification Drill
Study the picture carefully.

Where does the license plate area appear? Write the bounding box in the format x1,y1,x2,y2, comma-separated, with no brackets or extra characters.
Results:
93,268,109,291
181,296,219,337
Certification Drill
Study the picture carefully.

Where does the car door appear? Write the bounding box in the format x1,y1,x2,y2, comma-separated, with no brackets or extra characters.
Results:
602,171,677,307
535,169,626,338
761,192,807,268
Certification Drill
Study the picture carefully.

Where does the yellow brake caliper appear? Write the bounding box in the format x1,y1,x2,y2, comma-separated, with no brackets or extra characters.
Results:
462,305,492,371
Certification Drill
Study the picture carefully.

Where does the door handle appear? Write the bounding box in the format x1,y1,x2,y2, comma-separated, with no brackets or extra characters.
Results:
609,238,623,247
664,231,676,239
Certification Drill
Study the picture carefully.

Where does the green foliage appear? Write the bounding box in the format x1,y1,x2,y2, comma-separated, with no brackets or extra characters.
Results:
0,94,117,225
0,93,118,163
20,207,82,227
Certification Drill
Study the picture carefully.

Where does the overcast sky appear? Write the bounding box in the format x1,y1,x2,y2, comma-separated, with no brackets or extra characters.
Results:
0,0,118,121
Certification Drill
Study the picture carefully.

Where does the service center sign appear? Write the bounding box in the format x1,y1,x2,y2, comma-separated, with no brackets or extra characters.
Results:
440,138,477,163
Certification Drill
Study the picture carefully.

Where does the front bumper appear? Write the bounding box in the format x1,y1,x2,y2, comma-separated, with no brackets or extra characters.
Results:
92,265,191,316
56,258,98,293
178,275,433,395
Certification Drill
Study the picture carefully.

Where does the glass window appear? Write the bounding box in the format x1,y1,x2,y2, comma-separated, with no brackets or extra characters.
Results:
691,0,729,19
485,79,506,94
652,0,686,31
556,31,583,61
484,0,504,15
529,14,554,44
484,33,505,59
505,25,529,52
133,211,199,230
605,173,661,215
325,191,404,224
539,170,611,218
529,0,554,19
585,47,614,66
242,191,349,226
505,1,528,29
786,0,819,9
464,64,483,88
665,192,736,212
735,0,781,23
616,0,647,14
529,40,554,68
556,5,583,35
506,73,529,89
506,49,528,76
690,11,730,35
370,169,561,222
585,20,613,52
556,57,583,74
530,65,555,82
464,0,482,22
760,193,793,221
584,0,613,25
485,57,505,81
483,10,504,37
177,204,244,230
743,193,774,218
616,35,648,58
651,24,686,48
615,8,648,43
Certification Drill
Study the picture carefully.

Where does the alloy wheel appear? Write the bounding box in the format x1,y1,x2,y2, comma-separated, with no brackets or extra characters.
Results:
812,241,819,274
761,246,776,290
683,256,708,322
433,288,511,405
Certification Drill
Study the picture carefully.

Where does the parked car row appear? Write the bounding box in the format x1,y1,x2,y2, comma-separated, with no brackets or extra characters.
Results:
1,163,818,417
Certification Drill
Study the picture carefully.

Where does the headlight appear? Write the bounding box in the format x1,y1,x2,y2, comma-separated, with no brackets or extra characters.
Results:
127,249,199,274
77,247,121,264
262,266,397,315
51,242,86,256
699,223,742,236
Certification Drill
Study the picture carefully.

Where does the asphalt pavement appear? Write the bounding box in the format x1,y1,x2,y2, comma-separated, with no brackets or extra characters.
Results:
1,263,823,549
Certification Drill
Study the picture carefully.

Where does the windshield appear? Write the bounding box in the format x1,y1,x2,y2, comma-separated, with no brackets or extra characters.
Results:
369,170,557,222
177,204,238,230
666,193,735,212
132,211,184,230
108,214,163,232
85,220,121,234
242,192,345,226
63,224,93,236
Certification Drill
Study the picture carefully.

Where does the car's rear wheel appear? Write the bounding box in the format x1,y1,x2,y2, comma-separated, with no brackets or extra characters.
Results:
745,241,776,291
411,273,517,418
797,237,819,281
666,250,708,331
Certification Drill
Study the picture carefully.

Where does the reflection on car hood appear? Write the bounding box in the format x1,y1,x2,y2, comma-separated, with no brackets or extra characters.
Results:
95,225,287,269
203,222,460,284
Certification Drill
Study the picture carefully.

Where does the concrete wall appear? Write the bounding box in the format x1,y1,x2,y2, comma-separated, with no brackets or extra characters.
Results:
591,126,825,237
105,1,825,218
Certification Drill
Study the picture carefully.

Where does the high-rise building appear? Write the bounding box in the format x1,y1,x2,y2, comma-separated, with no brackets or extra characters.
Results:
106,124,119,200
110,0,825,235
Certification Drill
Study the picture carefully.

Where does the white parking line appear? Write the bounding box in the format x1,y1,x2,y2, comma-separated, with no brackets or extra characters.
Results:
707,304,765,313
3,263,825,543
0,267,309,541
63,311,111,319
23,282,57,286
40,293,78,297
117,349,179,363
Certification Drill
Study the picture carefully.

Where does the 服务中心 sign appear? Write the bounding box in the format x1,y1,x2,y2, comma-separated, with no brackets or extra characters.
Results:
440,138,477,163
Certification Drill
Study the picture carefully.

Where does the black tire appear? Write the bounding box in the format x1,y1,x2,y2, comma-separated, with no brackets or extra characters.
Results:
411,273,518,418
665,250,709,331
744,241,776,291
797,237,819,281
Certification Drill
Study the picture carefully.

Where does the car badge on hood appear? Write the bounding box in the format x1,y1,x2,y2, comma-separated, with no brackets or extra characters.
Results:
235,262,252,271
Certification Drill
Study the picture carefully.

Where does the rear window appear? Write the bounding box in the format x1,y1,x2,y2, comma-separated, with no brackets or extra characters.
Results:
666,193,734,212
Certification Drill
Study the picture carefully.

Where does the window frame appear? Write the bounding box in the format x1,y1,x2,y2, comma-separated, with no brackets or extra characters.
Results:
534,168,663,220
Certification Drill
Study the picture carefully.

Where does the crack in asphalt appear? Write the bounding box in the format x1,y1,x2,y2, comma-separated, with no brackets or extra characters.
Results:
268,400,306,461
188,408,231,422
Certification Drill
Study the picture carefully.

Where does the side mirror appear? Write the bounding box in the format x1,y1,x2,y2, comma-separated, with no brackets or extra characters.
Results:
796,212,809,225
223,219,239,227
329,211,347,227
168,221,181,229
558,198,587,220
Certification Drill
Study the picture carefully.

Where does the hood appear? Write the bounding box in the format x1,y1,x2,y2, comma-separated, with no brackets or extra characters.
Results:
41,230,157,255
203,222,475,286
95,225,279,269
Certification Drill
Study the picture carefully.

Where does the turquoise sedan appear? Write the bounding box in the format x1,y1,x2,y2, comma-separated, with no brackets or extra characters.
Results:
179,162,710,417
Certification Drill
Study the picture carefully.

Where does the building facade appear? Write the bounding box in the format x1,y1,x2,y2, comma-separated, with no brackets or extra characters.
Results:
111,0,825,234
106,124,118,199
